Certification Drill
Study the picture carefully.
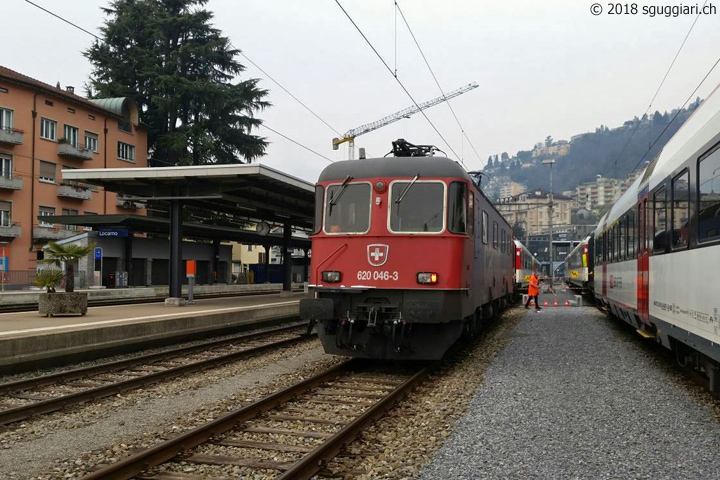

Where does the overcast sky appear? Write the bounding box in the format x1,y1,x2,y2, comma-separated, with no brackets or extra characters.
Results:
4,0,720,182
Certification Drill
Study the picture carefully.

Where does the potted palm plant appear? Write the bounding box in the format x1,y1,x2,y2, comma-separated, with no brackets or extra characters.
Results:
37,241,95,316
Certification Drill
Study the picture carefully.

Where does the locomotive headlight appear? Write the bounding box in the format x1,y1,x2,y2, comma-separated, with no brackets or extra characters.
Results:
322,271,342,283
417,272,439,284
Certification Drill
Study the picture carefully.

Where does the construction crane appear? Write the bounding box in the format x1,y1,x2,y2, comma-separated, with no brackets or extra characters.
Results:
332,82,478,160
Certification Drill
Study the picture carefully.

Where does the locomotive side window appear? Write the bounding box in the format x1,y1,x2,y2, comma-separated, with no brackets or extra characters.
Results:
492,222,498,249
698,147,720,241
448,182,467,234
653,186,667,253
671,169,690,249
482,211,488,244
324,183,371,234
313,185,324,234
389,181,445,233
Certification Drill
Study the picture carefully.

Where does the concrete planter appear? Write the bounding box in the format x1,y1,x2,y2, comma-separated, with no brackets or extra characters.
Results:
38,292,88,317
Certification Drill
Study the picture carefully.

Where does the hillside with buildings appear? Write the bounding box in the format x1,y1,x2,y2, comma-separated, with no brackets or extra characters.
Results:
483,99,703,199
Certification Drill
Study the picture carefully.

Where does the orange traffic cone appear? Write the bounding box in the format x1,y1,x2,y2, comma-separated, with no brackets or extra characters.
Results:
553,300,558,307
544,300,548,307
564,300,570,307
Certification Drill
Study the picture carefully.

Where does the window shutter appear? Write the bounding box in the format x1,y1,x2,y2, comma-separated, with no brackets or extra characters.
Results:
39,161,56,180
0,201,10,212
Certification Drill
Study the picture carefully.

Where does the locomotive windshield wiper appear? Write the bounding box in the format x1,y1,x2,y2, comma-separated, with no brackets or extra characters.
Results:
328,175,353,215
395,174,420,206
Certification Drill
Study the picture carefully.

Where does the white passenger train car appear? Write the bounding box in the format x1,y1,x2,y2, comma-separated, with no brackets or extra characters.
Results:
514,239,537,292
593,84,720,385
563,236,593,291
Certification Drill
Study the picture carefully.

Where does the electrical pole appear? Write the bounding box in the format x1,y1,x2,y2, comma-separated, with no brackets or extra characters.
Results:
542,159,556,285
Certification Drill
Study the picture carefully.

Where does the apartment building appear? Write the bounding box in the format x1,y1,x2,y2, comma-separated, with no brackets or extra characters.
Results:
0,66,147,271
495,188,573,236
575,175,619,210
499,181,526,199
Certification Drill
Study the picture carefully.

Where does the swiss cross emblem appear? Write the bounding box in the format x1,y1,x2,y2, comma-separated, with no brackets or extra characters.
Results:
367,244,389,267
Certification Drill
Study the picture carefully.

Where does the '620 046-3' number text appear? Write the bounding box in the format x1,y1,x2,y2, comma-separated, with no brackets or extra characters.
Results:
357,270,399,281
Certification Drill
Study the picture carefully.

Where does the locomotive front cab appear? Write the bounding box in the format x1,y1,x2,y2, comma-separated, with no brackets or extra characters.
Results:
300,156,476,360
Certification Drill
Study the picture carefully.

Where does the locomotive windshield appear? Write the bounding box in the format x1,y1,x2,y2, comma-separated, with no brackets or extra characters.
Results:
324,183,371,233
390,181,445,233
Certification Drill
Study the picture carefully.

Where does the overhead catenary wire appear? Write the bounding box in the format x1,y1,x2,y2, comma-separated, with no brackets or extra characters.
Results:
611,1,708,178
23,0,335,164
629,55,720,174
237,51,342,136
333,0,464,166
395,1,483,168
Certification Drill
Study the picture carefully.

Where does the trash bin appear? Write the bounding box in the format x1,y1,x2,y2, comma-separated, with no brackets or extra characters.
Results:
106,272,115,288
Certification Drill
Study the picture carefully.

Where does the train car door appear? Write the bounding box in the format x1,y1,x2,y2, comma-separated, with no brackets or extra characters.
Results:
637,198,650,324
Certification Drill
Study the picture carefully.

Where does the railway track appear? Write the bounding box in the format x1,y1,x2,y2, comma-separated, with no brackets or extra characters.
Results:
0,323,313,426
80,360,428,480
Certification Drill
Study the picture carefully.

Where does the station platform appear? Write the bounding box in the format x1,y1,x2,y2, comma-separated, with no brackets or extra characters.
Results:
419,306,720,479
0,292,307,374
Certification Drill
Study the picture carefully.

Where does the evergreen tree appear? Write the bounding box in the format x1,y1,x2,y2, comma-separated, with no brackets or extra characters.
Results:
501,152,509,162
487,155,494,168
85,0,270,165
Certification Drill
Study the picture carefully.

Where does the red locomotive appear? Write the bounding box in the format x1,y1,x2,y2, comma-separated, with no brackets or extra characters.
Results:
300,140,515,360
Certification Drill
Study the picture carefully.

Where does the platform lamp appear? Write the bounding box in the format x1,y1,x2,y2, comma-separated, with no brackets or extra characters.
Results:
0,241,8,292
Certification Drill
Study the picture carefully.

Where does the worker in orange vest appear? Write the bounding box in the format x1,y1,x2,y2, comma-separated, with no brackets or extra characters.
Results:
525,273,542,311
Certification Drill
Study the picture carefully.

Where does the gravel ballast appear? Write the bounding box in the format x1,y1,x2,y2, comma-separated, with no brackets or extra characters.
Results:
418,307,720,479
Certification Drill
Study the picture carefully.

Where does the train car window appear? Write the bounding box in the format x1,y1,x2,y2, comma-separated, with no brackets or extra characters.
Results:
698,147,720,242
448,182,467,234
482,211,488,244
609,228,615,262
324,183,371,234
672,169,690,249
653,186,667,252
627,210,635,258
313,185,324,234
618,219,625,261
389,181,445,233
492,221,498,249
467,191,474,235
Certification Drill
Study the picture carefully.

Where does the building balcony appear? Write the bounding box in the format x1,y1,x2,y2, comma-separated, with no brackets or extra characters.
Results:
0,127,24,145
116,194,145,210
33,225,75,241
0,176,22,190
0,223,21,238
57,142,94,161
57,183,91,200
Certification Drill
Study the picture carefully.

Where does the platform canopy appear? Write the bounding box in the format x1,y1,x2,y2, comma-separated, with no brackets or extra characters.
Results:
40,214,311,248
61,163,316,229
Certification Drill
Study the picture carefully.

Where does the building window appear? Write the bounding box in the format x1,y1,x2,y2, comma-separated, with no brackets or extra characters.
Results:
88,114,95,121
0,107,13,130
61,208,79,231
247,245,253,252
482,211,488,244
0,201,11,227
44,99,53,106
117,141,135,162
653,186,667,253
39,206,55,227
698,147,720,242
63,124,79,147
671,169,690,249
85,132,99,153
39,160,56,183
118,120,132,133
0,155,11,179
40,118,57,141
0,87,8,94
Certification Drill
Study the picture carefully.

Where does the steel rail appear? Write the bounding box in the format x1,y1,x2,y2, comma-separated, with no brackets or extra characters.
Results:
277,366,428,479
80,361,355,480
79,360,428,480
0,325,312,426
